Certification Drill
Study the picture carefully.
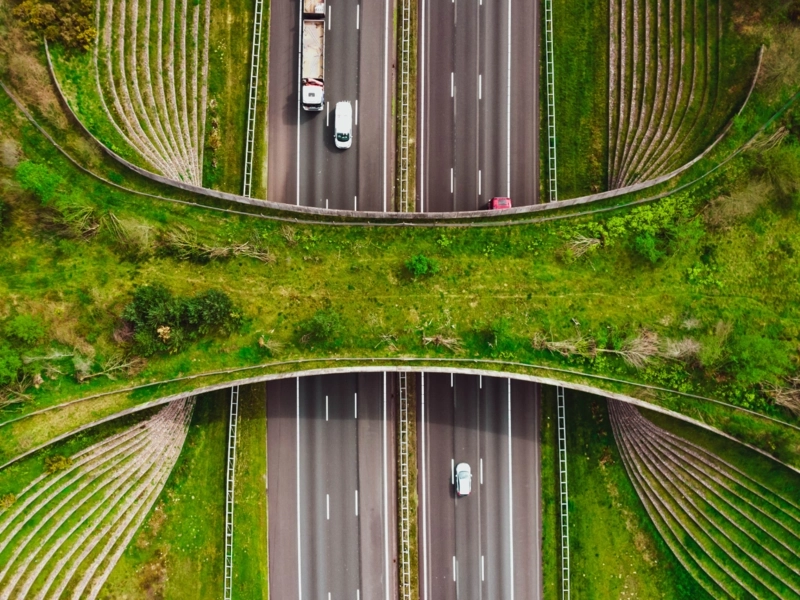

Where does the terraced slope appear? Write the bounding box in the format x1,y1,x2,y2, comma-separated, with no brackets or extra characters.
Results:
0,398,194,600
608,0,745,189
93,0,210,185
609,400,800,599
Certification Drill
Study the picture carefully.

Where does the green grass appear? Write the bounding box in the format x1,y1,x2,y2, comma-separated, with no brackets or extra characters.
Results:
549,389,711,599
203,0,259,194
640,406,800,504
551,0,609,198
98,391,226,600
232,383,269,600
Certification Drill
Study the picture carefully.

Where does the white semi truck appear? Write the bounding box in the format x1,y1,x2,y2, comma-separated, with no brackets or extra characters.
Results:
302,0,325,111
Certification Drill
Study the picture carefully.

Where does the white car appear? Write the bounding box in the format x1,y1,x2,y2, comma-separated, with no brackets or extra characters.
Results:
334,101,353,149
455,462,472,497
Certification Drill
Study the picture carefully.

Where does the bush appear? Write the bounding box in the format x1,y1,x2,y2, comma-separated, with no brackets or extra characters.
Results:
14,161,63,204
633,232,666,263
296,309,344,348
5,314,46,345
122,284,242,355
13,0,96,51
405,254,440,279
728,334,794,387
44,455,73,473
0,344,22,387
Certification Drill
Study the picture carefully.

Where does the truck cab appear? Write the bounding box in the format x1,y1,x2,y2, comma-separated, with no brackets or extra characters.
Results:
302,78,324,111
488,197,512,210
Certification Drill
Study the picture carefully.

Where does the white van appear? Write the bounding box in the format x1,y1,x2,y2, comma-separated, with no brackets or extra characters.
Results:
334,101,353,149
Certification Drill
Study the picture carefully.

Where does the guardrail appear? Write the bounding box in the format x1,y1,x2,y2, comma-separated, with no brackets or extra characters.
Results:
543,0,558,202
397,0,412,211
223,386,240,600
242,0,266,197
557,386,570,599
398,373,412,598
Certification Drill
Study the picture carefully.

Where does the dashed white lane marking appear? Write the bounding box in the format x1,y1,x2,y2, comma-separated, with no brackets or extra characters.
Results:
450,168,454,194
354,392,358,418
328,5,332,29
356,4,360,29
327,101,330,126
453,556,457,581
451,72,454,97
451,458,455,484
326,395,329,421
480,458,483,484
355,99,359,125
327,493,330,520
482,555,485,582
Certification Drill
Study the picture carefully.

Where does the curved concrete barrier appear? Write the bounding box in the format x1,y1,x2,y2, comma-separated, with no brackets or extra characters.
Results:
2,364,797,476
44,41,764,222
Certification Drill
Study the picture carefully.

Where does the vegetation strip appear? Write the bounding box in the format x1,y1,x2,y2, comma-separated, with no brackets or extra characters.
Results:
0,398,194,599
610,400,800,598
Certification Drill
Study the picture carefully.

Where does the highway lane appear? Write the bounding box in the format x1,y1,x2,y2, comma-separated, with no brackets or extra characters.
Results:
418,373,542,599
418,0,540,212
267,0,394,211
266,373,397,599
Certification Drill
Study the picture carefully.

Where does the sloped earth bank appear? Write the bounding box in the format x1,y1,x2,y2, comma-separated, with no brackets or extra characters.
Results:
0,398,194,600
97,391,226,600
610,399,800,599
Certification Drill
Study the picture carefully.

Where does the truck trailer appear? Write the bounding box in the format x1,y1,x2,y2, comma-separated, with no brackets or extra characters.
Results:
301,1,325,111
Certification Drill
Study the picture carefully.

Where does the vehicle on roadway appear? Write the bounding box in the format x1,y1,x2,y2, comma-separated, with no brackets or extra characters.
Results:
301,1,325,111
455,462,472,497
488,197,513,210
334,101,353,149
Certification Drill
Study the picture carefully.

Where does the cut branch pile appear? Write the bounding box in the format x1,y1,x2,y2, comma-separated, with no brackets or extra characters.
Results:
609,400,800,599
608,0,741,188
0,397,195,600
93,0,210,185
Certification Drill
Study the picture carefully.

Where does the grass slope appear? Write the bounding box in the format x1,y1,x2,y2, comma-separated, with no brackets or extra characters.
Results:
553,390,710,599
232,383,269,599
98,391,226,600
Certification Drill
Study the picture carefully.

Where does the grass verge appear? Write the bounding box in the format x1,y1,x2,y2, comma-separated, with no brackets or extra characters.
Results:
97,391,226,600
559,390,711,599
232,382,269,599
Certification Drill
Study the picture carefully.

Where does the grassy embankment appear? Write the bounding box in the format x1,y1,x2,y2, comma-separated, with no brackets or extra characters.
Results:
232,383,269,599
541,389,711,599
98,390,226,600
554,0,766,199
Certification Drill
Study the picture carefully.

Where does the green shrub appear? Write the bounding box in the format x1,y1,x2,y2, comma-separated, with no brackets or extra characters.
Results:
44,455,73,473
0,344,22,387
122,284,242,355
5,314,46,345
633,232,666,263
728,334,794,387
13,0,96,50
296,309,344,348
14,161,63,204
405,254,440,279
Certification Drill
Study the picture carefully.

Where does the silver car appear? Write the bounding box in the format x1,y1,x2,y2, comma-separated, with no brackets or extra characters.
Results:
455,462,472,497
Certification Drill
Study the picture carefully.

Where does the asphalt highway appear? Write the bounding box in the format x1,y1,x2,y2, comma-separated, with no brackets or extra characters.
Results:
267,0,394,210
418,0,540,211
267,373,397,599
418,373,542,599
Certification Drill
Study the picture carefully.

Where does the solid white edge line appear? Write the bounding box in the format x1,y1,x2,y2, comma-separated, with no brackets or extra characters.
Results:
421,374,429,600
296,377,302,600
296,0,302,206
383,372,390,600
382,0,389,213
506,0,512,197
508,378,515,599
